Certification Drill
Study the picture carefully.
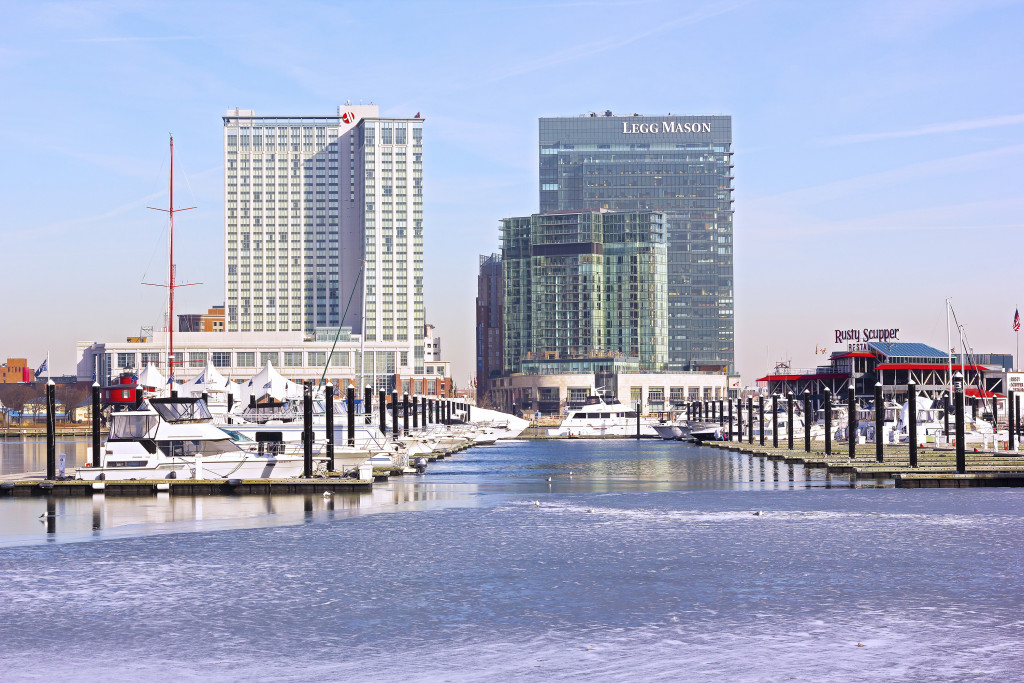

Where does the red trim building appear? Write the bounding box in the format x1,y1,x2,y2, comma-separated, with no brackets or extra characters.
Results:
758,342,1006,403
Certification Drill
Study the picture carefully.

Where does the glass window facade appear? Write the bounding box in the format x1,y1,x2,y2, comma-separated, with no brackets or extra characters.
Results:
502,210,667,374
539,115,734,373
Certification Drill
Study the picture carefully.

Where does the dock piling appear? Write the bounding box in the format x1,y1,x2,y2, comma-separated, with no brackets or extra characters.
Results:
824,388,832,456
365,385,373,425
1011,393,1019,450
804,389,811,453
875,382,884,463
347,384,356,448
772,394,779,448
325,382,335,471
728,399,734,442
787,392,794,450
954,372,966,473
747,396,753,444
45,380,56,480
392,390,399,436
303,382,313,478
403,393,410,435
848,385,856,460
91,381,101,468
1009,390,1015,451
379,390,387,434
908,381,918,467
413,395,419,430
759,395,765,447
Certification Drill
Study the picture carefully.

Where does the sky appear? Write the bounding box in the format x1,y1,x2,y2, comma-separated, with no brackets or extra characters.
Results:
1,0,1023,385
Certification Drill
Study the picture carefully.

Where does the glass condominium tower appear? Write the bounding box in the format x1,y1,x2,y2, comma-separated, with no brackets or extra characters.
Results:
223,105,425,370
539,113,734,374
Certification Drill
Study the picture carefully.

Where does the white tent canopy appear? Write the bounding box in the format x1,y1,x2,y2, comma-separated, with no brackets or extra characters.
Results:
238,361,303,404
180,362,239,399
137,364,167,390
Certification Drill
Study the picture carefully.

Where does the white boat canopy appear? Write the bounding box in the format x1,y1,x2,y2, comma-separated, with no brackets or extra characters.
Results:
238,361,303,404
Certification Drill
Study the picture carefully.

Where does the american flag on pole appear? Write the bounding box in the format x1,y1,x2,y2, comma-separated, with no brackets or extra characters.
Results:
1015,308,1020,332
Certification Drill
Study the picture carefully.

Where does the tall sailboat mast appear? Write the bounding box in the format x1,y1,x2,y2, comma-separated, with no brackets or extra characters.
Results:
145,135,199,385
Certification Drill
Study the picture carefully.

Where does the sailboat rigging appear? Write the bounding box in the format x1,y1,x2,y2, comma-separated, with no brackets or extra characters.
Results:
143,135,201,385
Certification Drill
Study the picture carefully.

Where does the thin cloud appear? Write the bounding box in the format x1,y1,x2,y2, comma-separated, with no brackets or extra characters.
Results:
824,113,1024,145
751,143,1024,206
62,35,203,43
480,0,748,86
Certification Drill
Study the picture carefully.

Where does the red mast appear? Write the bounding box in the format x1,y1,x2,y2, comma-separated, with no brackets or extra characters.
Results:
145,135,199,384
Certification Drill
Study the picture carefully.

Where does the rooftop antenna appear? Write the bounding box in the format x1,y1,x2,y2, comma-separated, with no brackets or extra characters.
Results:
144,134,201,384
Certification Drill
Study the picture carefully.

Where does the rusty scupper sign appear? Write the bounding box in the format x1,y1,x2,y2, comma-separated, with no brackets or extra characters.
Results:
834,328,900,352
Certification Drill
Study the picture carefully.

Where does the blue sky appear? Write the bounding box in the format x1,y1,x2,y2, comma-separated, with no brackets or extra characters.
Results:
1,0,1023,383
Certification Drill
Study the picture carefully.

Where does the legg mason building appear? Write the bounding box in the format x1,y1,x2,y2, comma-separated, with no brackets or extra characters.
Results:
487,112,735,414
540,112,734,375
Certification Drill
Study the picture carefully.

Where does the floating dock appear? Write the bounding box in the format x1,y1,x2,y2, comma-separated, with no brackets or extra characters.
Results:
0,441,476,497
702,441,1024,487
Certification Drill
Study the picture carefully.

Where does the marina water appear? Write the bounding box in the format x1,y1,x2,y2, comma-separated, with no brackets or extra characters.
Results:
2,438,1023,680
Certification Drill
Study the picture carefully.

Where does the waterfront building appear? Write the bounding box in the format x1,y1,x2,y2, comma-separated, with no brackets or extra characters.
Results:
475,253,503,408
76,331,452,399
222,104,425,373
539,112,734,373
489,370,731,416
501,209,668,375
758,341,1012,408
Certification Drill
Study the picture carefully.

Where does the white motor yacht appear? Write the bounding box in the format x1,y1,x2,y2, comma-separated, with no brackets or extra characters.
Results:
77,397,307,481
547,397,659,437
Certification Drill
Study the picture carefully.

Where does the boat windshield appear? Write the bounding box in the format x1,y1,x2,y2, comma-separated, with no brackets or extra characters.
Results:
241,402,296,424
109,414,157,440
151,399,213,423
220,429,254,443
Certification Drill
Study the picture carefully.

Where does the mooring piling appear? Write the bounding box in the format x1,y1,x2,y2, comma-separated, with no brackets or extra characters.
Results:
91,381,101,468
908,381,918,468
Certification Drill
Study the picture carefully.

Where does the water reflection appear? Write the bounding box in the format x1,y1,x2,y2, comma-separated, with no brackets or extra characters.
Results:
0,479,481,547
1,440,867,546
1,437,91,475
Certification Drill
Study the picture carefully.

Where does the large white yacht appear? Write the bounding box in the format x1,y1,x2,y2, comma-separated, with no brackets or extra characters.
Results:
547,397,658,437
77,397,309,481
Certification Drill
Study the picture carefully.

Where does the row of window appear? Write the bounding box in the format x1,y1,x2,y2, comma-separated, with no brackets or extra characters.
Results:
115,350,353,370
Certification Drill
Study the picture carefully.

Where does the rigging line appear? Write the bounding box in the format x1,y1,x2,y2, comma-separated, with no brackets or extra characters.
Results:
319,260,366,389
139,212,169,284
947,302,994,419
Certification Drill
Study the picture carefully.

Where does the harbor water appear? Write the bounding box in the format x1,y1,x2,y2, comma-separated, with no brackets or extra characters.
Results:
2,439,1023,680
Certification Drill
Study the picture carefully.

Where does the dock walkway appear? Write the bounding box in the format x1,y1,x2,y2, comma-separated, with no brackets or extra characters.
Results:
701,440,1024,487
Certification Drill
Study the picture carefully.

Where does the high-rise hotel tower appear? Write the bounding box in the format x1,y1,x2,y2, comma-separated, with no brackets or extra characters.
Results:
539,113,733,374
223,104,426,371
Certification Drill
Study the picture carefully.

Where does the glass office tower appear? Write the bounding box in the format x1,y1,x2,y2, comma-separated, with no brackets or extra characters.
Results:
539,113,733,373
501,210,667,375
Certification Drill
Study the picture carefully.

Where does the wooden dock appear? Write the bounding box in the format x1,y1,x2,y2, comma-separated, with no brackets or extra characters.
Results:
701,440,1024,487
0,441,476,497
0,472,374,497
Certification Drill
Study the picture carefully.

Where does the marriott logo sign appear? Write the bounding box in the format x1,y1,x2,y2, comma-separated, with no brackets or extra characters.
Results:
621,121,712,134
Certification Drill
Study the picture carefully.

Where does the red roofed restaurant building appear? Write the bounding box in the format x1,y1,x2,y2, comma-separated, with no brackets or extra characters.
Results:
757,342,1011,406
